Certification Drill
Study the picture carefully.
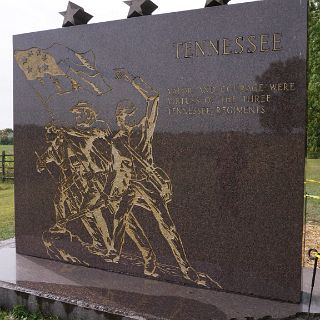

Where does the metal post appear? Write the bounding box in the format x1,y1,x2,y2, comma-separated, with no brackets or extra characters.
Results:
303,193,308,266
1,151,5,182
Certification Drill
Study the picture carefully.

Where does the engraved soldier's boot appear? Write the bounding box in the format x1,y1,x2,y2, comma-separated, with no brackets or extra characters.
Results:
105,248,121,263
181,265,199,282
196,272,222,289
143,251,159,277
86,241,108,256
181,266,222,289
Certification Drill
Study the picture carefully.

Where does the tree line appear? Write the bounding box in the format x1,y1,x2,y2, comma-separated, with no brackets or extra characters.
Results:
0,128,13,145
308,0,320,156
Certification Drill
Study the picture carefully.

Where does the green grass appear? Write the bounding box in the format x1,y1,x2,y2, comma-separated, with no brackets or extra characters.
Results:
0,145,13,155
0,144,15,240
0,305,60,320
0,181,14,240
305,159,320,223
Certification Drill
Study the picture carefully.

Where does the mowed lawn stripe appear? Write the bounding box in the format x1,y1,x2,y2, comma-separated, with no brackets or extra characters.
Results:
0,183,14,240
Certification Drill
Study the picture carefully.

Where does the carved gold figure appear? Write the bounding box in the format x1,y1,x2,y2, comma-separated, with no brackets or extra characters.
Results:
105,69,220,287
36,103,112,256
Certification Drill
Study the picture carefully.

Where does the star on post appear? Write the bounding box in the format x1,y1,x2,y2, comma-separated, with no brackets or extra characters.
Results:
205,0,230,7
60,2,93,27
124,0,158,18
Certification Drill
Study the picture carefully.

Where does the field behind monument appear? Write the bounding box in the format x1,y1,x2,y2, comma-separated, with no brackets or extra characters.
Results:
304,159,320,266
305,159,320,222
0,145,13,154
0,144,14,240
0,181,14,240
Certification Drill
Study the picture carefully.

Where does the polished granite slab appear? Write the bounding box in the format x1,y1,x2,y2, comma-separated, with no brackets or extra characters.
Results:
0,239,319,320
13,0,307,302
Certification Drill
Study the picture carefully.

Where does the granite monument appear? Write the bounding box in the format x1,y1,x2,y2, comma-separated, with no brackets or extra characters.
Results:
13,0,307,302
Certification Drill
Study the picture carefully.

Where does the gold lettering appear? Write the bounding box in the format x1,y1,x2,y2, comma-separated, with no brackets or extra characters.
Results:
235,36,244,54
258,84,264,92
184,42,193,58
168,87,193,95
272,33,282,51
270,82,296,92
243,94,271,103
195,41,206,57
205,96,215,104
168,97,174,105
175,42,183,59
247,35,257,53
221,96,236,103
260,34,270,52
270,84,277,91
199,85,216,94
223,38,232,55
175,32,284,59
209,40,219,55
248,106,256,113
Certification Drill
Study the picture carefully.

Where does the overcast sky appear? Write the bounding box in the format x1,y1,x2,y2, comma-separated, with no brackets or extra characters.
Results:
1,0,258,129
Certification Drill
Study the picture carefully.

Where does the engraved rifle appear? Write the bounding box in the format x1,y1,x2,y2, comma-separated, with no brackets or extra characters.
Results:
124,144,172,203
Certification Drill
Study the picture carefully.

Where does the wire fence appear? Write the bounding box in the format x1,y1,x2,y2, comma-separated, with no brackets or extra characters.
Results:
0,150,14,181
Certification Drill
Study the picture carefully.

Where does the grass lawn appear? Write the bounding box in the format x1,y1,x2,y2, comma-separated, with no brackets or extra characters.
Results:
0,182,14,240
0,145,14,240
0,145,13,155
305,159,320,223
0,305,59,320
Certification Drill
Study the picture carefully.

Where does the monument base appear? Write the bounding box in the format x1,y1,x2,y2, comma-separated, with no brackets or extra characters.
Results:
0,239,319,320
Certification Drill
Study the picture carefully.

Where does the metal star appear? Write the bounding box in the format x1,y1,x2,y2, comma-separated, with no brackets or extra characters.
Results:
124,0,158,18
205,0,230,7
59,2,93,27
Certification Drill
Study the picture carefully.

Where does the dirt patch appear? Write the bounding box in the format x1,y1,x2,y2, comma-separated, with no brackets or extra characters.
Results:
304,222,320,268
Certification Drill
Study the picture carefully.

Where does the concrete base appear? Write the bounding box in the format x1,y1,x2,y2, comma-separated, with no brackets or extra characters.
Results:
1,239,320,320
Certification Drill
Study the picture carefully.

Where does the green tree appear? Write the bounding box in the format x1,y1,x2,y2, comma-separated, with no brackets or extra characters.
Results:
308,0,320,155
0,128,13,145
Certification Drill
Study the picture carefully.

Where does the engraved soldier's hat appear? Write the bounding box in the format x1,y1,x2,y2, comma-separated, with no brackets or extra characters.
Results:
70,101,97,128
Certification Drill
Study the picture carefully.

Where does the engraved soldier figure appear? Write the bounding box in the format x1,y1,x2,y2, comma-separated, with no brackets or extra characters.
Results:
107,69,220,287
36,123,71,229
68,106,159,275
37,103,112,255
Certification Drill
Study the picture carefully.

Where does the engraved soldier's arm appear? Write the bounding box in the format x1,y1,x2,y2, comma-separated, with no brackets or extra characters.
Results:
114,68,160,126
114,68,159,100
131,77,159,127
36,147,56,173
